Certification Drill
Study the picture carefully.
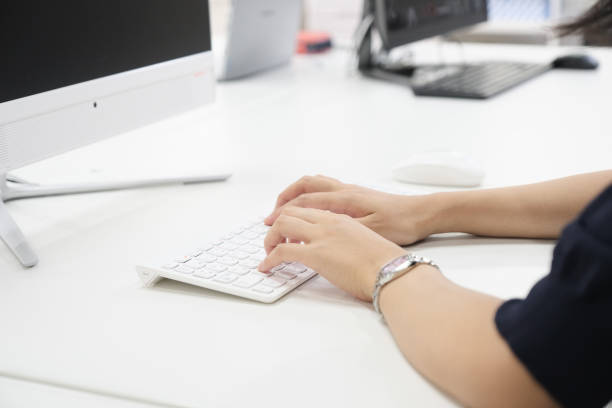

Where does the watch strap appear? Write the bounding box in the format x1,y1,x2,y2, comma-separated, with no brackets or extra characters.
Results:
372,253,439,316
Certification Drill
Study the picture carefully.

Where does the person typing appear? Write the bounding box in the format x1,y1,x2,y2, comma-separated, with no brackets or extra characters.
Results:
259,170,612,408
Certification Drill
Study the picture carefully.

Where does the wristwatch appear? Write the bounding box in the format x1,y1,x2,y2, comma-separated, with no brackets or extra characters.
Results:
372,253,439,316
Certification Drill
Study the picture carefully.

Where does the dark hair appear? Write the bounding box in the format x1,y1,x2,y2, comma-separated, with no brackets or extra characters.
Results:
558,0,612,35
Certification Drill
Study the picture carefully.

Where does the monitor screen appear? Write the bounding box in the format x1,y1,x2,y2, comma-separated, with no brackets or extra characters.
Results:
0,0,211,104
375,0,487,49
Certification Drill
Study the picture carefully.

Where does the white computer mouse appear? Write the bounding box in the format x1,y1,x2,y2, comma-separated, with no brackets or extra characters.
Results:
392,151,485,187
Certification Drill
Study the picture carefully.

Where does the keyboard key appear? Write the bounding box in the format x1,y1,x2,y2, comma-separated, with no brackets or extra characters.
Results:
251,270,272,279
194,269,216,279
252,284,274,294
208,248,228,257
250,253,265,262
227,251,250,260
276,271,296,280
271,263,287,273
240,259,260,269
229,266,250,276
253,225,269,233
262,276,286,288
233,274,263,288
220,242,238,251
190,249,203,257
214,272,238,284
208,264,228,273
185,259,206,269
242,245,259,254
218,256,239,266
197,254,217,263
284,263,307,274
231,237,249,245
176,265,194,274
243,231,259,240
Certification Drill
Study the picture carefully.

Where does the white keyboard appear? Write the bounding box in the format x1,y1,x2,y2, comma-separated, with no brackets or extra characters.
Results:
136,219,317,303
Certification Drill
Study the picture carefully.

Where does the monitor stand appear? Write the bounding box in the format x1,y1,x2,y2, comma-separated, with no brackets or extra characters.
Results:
360,63,465,89
0,172,231,267
355,2,462,87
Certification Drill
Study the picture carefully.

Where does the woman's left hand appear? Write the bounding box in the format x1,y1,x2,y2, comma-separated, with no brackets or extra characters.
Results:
259,206,406,301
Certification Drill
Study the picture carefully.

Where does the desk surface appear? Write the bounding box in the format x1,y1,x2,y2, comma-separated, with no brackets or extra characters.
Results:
1,43,611,408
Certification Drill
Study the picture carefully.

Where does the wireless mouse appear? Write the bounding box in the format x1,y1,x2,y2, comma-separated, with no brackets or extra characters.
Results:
392,151,485,187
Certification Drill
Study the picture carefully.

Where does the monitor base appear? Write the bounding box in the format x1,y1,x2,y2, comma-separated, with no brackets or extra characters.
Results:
359,64,457,88
0,199,38,267
0,172,232,267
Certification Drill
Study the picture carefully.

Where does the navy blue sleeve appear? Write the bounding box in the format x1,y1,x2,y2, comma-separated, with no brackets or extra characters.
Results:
495,184,612,408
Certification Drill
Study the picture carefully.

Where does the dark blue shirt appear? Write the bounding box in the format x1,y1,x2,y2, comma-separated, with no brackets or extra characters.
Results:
496,184,612,408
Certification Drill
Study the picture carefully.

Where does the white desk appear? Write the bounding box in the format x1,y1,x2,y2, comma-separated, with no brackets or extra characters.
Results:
1,43,611,408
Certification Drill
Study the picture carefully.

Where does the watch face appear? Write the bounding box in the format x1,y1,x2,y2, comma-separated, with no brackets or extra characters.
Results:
391,258,413,272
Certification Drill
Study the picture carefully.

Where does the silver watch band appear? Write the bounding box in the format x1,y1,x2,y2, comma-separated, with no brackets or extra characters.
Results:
372,253,439,316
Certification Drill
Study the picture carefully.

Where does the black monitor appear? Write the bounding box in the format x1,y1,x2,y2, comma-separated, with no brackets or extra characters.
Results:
374,0,488,50
359,0,549,99
1,0,211,104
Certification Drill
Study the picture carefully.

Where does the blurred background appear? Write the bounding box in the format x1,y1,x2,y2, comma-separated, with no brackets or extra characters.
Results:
210,0,607,48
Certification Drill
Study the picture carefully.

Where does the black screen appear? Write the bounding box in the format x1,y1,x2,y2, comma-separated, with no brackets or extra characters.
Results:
0,1,211,104
375,0,487,49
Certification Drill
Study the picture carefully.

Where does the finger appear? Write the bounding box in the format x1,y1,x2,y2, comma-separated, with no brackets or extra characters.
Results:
264,214,316,254
280,206,332,225
265,176,342,224
259,243,308,272
266,191,359,225
274,176,338,208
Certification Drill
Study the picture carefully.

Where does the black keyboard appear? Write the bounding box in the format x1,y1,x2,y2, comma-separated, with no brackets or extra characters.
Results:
409,62,551,99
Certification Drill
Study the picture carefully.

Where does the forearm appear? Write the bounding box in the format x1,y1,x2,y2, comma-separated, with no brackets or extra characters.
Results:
380,266,557,408
424,170,612,239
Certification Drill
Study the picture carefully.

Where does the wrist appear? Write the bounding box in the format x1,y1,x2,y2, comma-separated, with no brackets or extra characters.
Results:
361,246,407,302
372,253,440,315
422,191,469,235
379,264,442,316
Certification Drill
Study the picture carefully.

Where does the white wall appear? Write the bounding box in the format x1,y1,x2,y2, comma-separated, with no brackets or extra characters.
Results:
209,0,231,36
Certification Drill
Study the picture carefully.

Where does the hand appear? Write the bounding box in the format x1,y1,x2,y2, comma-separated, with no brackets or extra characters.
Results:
259,206,406,301
264,175,437,246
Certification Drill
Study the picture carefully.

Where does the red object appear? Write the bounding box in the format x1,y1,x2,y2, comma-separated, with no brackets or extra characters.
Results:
297,31,332,54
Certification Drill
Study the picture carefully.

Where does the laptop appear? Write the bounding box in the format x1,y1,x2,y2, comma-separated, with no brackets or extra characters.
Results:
214,0,302,80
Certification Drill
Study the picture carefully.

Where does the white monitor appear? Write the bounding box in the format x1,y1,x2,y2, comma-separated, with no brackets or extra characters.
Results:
215,0,302,80
0,1,223,267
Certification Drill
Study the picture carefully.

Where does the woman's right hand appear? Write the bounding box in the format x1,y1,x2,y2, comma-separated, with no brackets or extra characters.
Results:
260,206,408,302
264,175,441,246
